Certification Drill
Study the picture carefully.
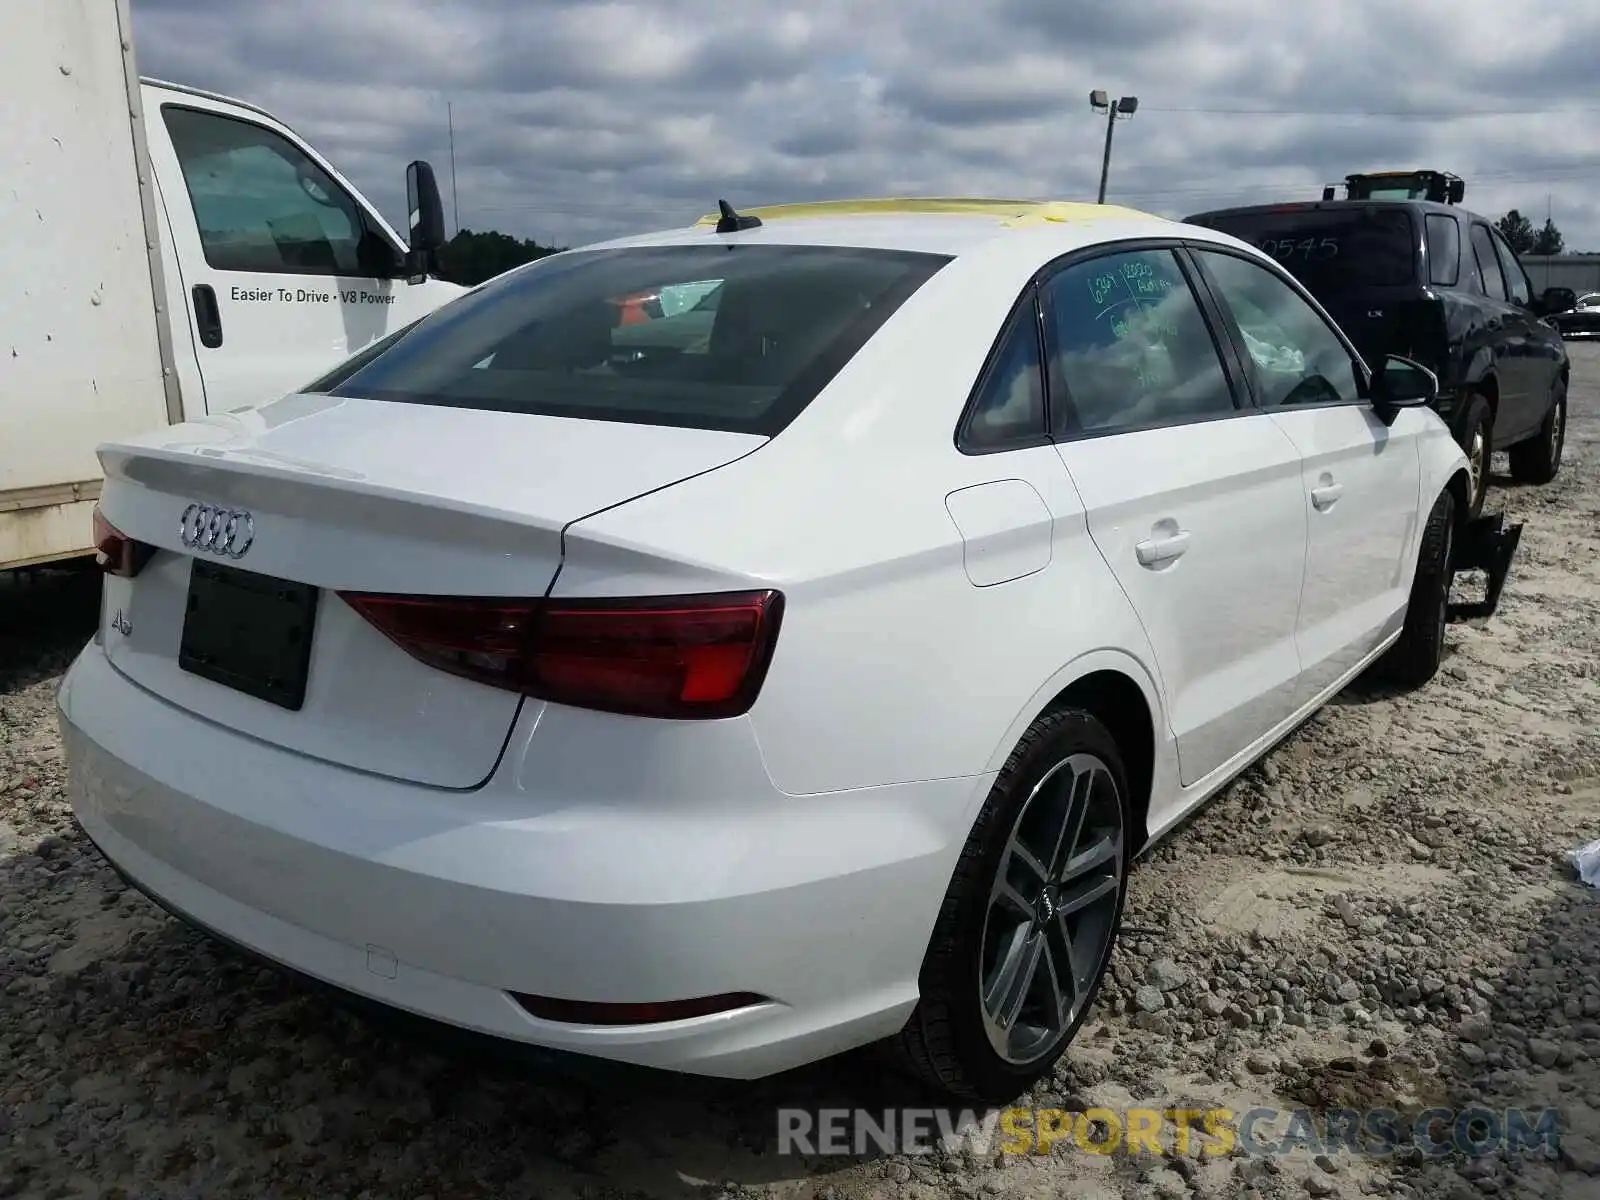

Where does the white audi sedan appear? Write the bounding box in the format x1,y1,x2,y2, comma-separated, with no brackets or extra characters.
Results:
60,198,1510,1103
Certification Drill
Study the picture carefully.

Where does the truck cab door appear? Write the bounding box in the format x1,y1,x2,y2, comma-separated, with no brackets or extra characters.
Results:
139,85,462,415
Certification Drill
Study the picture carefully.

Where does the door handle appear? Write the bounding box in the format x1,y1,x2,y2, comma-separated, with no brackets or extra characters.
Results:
1311,482,1345,510
1135,530,1191,566
192,284,223,349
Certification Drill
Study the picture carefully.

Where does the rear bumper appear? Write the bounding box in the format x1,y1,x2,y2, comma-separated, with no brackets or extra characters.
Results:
59,643,982,1079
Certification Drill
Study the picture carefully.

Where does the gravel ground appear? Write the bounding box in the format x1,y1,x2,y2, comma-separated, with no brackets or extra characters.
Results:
5,349,1600,1200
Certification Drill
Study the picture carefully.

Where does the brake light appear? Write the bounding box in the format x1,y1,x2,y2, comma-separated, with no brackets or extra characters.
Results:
92,505,154,578
338,589,785,719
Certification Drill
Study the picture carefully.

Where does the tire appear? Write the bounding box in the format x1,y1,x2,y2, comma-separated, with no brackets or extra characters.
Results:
895,708,1130,1103
1508,376,1567,485
1376,487,1455,689
1455,394,1492,520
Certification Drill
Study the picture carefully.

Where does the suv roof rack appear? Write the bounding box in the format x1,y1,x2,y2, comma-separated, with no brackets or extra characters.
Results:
1320,170,1466,205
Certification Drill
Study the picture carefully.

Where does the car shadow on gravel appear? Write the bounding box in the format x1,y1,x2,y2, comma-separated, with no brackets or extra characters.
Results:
1,821,978,1199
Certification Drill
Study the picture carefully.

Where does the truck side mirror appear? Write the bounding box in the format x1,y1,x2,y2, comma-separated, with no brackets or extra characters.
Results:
404,160,447,282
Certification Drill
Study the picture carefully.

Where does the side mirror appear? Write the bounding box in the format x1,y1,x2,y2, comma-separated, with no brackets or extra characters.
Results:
1371,354,1438,419
1538,286,1576,316
404,159,447,281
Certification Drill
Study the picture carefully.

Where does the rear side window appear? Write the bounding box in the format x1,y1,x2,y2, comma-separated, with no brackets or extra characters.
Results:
324,244,949,435
1425,215,1461,287
1470,225,1507,300
960,302,1047,451
1189,208,1417,292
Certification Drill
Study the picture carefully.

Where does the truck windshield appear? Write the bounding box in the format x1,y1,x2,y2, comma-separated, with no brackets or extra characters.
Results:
316,243,950,436
1190,209,1417,292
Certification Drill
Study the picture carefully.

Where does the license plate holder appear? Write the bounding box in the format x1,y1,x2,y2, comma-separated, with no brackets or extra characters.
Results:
179,559,319,710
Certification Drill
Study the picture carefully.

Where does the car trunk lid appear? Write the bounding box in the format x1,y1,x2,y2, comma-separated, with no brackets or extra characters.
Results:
94,392,762,788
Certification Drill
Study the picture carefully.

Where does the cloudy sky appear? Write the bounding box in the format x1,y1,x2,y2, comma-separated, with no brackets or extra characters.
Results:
133,0,1600,253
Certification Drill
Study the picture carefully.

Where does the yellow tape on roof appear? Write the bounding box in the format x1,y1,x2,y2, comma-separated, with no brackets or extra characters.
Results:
692,197,1158,228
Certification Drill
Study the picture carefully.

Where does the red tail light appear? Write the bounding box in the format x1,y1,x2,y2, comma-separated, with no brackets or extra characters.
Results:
92,505,154,578
338,589,784,720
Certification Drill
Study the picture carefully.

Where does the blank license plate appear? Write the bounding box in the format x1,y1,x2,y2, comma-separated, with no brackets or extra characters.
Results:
178,559,319,711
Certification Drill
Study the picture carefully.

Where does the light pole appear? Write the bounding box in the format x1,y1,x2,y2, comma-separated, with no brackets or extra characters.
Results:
1089,91,1138,204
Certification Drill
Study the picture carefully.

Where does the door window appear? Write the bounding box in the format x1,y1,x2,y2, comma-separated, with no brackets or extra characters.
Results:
1041,248,1239,436
162,105,389,277
1425,215,1461,287
1489,231,1532,306
1193,250,1364,408
1470,225,1508,301
959,301,1048,451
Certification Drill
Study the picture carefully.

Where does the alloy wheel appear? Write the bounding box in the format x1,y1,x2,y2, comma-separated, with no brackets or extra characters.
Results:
1551,397,1566,470
978,753,1124,1066
1468,428,1487,510
1436,512,1454,634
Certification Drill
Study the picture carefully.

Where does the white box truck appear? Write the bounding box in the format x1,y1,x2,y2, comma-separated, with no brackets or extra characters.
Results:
3,0,466,571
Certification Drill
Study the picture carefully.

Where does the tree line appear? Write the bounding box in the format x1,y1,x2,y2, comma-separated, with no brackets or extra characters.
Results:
435,228,564,286
1494,210,1581,257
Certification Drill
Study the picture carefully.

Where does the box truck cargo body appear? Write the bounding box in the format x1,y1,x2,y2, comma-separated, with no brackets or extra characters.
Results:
3,0,464,570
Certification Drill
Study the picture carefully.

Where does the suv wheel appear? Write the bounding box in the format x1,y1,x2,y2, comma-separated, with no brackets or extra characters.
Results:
1508,376,1566,485
896,709,1129,1103
1457,395,1492,519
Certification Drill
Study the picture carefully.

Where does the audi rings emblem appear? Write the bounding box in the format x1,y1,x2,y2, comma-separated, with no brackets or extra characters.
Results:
179,503,256,559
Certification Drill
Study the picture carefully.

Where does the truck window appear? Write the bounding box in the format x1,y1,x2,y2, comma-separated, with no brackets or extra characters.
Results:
162,105,382,278
1469,225,1507,301
1424,215,1461,287
1185,208,1416,294
1489,230,1532,306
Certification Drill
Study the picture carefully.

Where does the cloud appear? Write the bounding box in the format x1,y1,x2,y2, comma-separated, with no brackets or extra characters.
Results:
131,0,1600,251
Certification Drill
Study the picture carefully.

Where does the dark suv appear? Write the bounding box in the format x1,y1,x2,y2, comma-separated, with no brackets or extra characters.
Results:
1186,199,1571,516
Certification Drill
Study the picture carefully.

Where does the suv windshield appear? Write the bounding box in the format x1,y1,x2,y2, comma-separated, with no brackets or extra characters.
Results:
1189,208,1418,292
313,243,950,436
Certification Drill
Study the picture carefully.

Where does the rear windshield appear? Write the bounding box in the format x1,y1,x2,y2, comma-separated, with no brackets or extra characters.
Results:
313,243,950,436
1190,208,1418,292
